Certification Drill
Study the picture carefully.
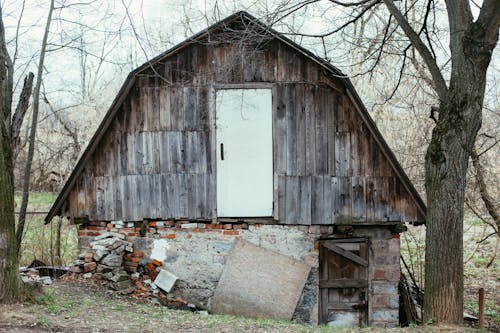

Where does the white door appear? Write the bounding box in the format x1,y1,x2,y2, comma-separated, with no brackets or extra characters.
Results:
216,89,273,217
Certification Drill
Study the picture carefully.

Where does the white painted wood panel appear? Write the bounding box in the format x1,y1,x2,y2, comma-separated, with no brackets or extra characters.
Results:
216,89,273,217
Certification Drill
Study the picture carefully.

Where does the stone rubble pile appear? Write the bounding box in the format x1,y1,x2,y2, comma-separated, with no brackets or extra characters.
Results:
72,232,185,308
72,232,135,293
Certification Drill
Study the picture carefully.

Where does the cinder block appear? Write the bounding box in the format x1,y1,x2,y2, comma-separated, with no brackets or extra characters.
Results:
154,269,178,293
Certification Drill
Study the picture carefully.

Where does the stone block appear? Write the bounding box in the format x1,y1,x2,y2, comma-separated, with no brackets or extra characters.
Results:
371,309,398,322
101,253,123,267
181,223,198,229
93,249,109,261
154,269,178,293
372,282,398,295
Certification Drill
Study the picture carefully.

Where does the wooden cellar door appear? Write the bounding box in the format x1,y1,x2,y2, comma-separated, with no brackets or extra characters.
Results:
319,239,368,326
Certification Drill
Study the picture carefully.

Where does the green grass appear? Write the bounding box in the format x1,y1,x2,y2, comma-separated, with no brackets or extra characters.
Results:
14,191,57,207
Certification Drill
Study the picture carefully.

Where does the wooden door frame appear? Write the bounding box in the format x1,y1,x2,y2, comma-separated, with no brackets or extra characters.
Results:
318,237,369,326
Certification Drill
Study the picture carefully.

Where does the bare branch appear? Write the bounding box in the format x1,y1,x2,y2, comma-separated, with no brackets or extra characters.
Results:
382,0,448,101
476,0,500,44
471,145,499,231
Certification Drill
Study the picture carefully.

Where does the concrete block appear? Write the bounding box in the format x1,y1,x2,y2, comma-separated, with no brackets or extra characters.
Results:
154,269,178,293
212,239,311,321
181,223,198,229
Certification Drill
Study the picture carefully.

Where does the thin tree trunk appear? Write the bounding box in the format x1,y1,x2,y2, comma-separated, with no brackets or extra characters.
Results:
16,0,55,252
55,217,62,266
0,6,20,303
11,72,34,164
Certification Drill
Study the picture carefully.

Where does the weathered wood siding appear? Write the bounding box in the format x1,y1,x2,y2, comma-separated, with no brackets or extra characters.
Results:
67,29,424,224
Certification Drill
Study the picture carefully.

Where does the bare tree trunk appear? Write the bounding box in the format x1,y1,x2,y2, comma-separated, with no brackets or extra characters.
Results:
11,72,34,164
423,97,478,323
0,7,20,303
16,0,55,252
423,9,497,319
55,217,62,266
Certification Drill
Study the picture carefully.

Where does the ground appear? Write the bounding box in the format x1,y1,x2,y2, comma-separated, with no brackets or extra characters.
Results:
0,276,496,333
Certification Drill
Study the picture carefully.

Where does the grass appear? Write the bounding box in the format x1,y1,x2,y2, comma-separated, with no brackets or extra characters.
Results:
14,191,57,208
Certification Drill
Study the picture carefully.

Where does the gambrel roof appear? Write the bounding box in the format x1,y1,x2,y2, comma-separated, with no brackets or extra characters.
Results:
46,11,426,224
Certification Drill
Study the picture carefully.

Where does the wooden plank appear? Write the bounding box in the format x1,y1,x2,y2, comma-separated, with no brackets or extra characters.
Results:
322,241,368,267
335,94,348,132
197,87,209,131
278,175,286,222
177,173,188,218
305,84,316,175
159,85,171,130
171,87,184,131
169,131,183,173
184,86,197,130
366,177,375,223
323,175,333,225
159,131,170,174
187,174,197,219
319,279,368,289
285,84,296,175
297,176,311,225
375,177,389,222
275,84,287,174
195,174,206,217
351,176,366,222
315,89,328,175
273,172,279,220
206,173,216,218
335,132,350,177
115,176,123,220
152,173,161,218
327,89,336,176
105,176,115,220
285,176,298,224
332,177,352,223
140,175,151,220
126,134,136,174
167,175,178,218
295,84,306,176
311,176,324,224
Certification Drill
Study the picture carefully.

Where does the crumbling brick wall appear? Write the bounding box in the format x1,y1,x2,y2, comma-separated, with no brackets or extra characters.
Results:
77,221,400,327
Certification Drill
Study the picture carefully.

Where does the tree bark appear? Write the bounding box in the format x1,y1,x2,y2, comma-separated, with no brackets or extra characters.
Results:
423,3,498,321
0,6,20,303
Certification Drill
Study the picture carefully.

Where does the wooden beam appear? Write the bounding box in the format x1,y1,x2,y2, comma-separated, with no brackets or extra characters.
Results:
322,241,368,267
319,279,368,288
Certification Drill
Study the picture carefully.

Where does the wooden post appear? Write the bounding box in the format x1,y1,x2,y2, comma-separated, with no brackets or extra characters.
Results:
478,288,485,329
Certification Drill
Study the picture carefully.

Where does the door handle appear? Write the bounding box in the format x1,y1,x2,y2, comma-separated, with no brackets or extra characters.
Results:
220,143,224,160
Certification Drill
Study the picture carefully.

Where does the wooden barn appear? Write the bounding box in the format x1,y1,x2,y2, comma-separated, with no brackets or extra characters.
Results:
46,12,426,327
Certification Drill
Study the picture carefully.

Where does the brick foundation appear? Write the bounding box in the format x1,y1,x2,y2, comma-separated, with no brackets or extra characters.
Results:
78,221,400,327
